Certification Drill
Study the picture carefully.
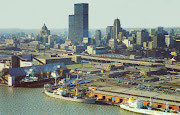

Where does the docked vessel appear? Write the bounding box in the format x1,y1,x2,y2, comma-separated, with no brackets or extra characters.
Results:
19,77,57,88
120,97,179,115
19,71,61,88
57,74,92,87
1,62,68,87
44,84,96,104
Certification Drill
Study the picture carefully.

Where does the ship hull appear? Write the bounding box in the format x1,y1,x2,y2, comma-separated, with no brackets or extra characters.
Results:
44,90,96,104
120,104,178,115
17,77,61,88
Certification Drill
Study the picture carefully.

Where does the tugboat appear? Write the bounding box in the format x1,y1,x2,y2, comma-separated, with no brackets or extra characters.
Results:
120,97,179,115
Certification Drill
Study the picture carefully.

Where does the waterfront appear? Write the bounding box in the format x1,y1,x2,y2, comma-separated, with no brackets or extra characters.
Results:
0,86,138,115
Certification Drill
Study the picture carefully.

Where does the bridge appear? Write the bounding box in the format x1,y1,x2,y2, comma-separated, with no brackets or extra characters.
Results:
81,55,163,66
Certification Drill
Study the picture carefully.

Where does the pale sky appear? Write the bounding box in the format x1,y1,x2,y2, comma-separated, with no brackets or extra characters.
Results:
0,0,179,29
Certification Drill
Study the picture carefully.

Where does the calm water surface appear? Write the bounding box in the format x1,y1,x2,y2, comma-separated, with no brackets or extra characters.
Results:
0,86,139,115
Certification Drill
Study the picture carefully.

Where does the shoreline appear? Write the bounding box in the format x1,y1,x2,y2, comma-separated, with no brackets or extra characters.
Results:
0,83,8,86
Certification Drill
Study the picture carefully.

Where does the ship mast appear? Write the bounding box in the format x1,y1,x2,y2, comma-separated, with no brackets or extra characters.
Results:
54,73,57,86
75,84,79,96
165,102,169,113
149,96,152,108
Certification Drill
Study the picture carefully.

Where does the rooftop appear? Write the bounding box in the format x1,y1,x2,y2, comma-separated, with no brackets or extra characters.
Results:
36,56,71,60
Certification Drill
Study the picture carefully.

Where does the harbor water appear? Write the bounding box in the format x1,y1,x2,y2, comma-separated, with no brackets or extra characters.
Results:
0,86,139,115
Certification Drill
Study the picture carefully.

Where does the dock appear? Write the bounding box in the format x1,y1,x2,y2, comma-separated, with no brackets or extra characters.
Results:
89,86,180,110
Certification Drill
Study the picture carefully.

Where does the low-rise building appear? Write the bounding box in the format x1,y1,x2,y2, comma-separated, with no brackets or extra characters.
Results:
5,39,14,45
92,63,124,71
33,54,81,65
20,60,38,67
102,70,129,78
83,37,92,45
86,46,108,55
109,38,117,49
33,56,72,65
1,63,68,86
69,45,86,53
76,67,101,74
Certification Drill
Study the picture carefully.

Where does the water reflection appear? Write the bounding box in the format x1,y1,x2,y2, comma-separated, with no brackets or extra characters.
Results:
0,86,138,115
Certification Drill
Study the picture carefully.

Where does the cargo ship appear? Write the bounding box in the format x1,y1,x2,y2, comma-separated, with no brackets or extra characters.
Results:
44,84,96,104
120,97,179,115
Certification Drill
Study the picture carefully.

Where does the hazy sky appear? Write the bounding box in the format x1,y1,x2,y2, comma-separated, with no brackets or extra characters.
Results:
0,0,179,29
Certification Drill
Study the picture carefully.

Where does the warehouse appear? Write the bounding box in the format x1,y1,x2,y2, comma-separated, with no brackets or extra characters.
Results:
1,63,68,86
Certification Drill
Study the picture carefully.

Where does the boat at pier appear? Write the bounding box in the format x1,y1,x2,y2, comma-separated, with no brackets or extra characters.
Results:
44,84,96,104
120,97,179,115
19,77,58,88
1,63,68,87
19,71,61,88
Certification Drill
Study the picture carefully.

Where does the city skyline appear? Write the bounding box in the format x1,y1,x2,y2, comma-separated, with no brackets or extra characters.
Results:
0,0,180,29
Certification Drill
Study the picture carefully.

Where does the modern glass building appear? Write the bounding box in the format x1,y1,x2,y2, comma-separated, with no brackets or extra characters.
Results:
74,3,88,43
68,15,75,40
111,18,122,40
95,30,101,46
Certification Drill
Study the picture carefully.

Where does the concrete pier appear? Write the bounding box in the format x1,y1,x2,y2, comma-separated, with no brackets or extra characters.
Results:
90,87,180,111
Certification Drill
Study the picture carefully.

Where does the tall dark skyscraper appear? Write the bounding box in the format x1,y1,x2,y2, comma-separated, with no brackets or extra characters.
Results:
157,27,163,34
74,3,88,43
68,15,75,40
153,34,166,48
136,29,149,46
111,18,122,40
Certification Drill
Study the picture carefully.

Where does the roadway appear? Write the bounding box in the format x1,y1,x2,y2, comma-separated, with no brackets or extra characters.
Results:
81,55,164,66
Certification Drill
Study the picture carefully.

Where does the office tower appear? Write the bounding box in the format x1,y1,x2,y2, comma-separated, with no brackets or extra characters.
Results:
103,33,110,44
165,35,174,48
153,34,166,48
74,3,88,43
40,24,50,44
111,18,122,40
20,32,25,37
95,30,101,46
40,24,50,36
149,28,155,36
34,35,40,41
105,26,113,43
136,29,149,46
169,29,175,36
68,15,75,40
106,26,113,34
157,27,163,34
